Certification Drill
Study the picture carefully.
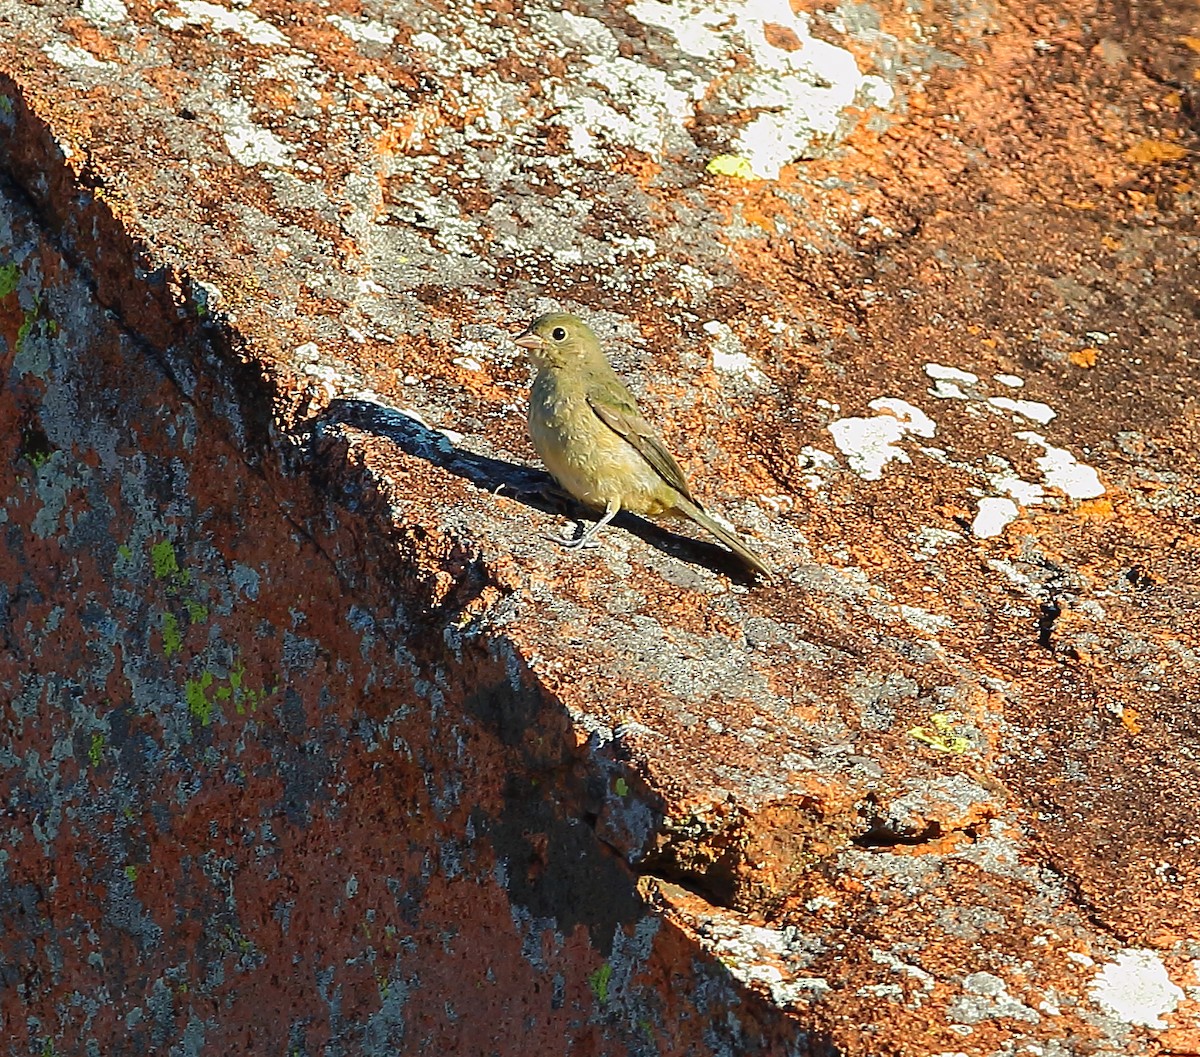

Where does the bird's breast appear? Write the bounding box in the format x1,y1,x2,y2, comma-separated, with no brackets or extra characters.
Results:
528,369,669,513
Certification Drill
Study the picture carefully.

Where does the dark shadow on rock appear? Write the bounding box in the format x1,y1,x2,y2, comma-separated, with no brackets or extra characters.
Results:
317,398,761,584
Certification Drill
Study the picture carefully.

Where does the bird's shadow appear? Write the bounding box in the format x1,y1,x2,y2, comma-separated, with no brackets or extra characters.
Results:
319,398,759,584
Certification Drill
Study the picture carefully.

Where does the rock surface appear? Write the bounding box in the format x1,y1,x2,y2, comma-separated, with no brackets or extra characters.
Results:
1,0,1198,1053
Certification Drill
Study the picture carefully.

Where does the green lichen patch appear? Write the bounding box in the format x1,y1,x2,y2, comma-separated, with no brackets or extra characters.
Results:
161,612,182,658
18,421,54,469
588,961,612,1005
184,659,275,727
151,539,185,583
185,672,217,725
15,295,43,355
0,261,20,297
184,598,209,624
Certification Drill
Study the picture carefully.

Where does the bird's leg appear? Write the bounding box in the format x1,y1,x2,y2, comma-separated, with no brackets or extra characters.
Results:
548,499,620,550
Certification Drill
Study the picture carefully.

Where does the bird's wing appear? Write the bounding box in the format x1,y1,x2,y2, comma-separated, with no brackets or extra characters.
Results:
587,396,696,502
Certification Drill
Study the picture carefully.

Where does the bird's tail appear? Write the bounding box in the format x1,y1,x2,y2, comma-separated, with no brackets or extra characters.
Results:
674,496,775,578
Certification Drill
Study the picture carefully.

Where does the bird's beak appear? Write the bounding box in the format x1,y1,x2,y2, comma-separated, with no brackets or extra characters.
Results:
513,332,545,351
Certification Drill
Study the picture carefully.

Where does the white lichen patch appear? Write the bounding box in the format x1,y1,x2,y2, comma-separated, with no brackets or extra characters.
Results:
796,446,839,490
912,526,961,558
691,917,830,1008
362,1,901,291
1016,432,1105,499
867,949,936,1008
43,42,112,70
898,605,954,633
704,321,769,387
671,264,715,302
326,14,397,45
948,972,1040,1025
902,367,1098,531
759,493,796,514
924,363,979,385
387,187,482,256
928,379,972,400
924,364,984,401
159,1,288,47
828,398,935,480
452,340,493,373
81,0,128,23
972,497,1019,538
712,347,768,383
986,462,1045,506
987,396,1056,424
628,0,893,177
214,98,293,168
542,12,696,160
1089,950,1184,1029
822,376,1103,536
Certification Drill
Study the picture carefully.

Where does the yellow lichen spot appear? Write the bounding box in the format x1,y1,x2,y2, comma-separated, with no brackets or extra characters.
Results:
908,713,973,754
1062,198,1096,210
1069,346,1098,368
1121,706,1141,734
1180,36,1200,54
706,154,757,180
1164,91,1182,109
1100,235,1122,251
1125,139,1189,164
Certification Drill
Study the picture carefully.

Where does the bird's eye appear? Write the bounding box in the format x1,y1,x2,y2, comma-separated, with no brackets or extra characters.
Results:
551,327,567,341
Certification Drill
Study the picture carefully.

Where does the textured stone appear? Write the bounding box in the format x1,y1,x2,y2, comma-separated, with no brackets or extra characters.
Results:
1,0,1198,1053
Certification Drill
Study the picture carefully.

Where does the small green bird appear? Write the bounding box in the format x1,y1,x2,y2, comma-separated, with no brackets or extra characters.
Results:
514,312,774,578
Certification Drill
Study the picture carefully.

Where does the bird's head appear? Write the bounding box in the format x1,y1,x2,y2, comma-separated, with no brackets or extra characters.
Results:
513,312,603,370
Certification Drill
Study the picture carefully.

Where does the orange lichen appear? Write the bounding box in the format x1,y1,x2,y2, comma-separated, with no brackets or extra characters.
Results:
1125,139,1189,164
